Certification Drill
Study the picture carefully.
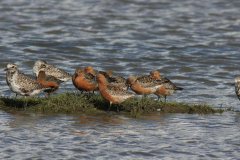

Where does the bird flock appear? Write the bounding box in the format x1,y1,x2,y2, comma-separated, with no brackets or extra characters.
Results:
8,59,240,113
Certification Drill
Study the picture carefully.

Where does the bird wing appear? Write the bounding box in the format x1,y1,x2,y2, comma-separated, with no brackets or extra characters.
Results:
106,84,134,96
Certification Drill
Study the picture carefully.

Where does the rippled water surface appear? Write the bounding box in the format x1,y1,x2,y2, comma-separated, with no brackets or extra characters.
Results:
1,0,240,159
1,111,240,159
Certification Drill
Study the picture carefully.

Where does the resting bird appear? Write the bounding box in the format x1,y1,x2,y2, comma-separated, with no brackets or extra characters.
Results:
37,66,61,94
126,75,168,96
96,74,135,113
33,60,72,83
84,66,116,83
150,70,183,101
104,70,128,90
72,68,99,94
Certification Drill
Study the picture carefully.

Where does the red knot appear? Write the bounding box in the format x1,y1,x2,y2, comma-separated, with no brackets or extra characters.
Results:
37,66,61,94
84,66,116,83
72,68,98,94
150,70,183,101
126,75,168,96
104,70,128,89
96,74,135,113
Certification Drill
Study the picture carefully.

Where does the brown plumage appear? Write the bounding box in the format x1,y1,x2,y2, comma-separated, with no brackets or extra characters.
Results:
150,70,183,101
104,70,127,89
125,74,146,90
126,75,168,95
37,71,61,93
96,74,135,113
84,66,117,83
72,68,98,93
84,66,107,76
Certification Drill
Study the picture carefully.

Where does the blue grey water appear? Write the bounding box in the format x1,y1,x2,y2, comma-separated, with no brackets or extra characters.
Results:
0,0,240,159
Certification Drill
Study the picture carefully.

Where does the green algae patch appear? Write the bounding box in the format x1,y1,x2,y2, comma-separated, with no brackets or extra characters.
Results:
121,97,228,117
0,92,99,115
0,92,230,117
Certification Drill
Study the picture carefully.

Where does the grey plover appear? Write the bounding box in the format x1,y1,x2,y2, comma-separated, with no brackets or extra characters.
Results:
235,76,240,100
72,68,98,94
33,60,72,83
5,63,51,109
96,74,135,113
150,70,183,102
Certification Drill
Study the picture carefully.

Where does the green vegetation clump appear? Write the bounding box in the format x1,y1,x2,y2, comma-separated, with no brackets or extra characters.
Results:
0,91,230,117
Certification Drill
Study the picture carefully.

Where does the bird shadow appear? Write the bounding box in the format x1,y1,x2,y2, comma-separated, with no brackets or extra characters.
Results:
0,96,39,109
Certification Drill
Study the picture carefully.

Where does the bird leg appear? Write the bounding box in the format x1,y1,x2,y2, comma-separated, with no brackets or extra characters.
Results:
158,96,162,102
24,96,27,111
108,102,112,113
117,104,120,114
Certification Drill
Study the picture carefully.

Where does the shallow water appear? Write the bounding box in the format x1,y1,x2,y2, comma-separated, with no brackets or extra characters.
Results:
1,111,240,159
1,0,240,159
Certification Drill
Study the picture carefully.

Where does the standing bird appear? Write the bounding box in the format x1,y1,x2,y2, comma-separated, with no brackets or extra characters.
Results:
6,70,17,98
33,60,72,83
130,74,146,79
84,66,106,76
125,74,146,90
104,70,128,90
126,75,168,96
37,65,61,94
72,68,98,94
96,74,135,113
5,63,51,110
234,76,240,100
150,70,183,102
84,66,116,83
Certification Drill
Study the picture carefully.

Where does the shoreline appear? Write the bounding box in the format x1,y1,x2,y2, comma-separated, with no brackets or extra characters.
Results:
0,91,232,117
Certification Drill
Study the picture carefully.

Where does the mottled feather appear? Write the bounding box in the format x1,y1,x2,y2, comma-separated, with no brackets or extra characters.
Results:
235,76,240,100
33,60,72,83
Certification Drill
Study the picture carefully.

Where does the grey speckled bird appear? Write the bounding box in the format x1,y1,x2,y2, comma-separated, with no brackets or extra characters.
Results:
235,76,240,100
33,60,72,83
5,63,51,110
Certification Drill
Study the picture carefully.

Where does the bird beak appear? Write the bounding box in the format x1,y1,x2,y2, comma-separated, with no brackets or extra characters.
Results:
4,68,8,71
